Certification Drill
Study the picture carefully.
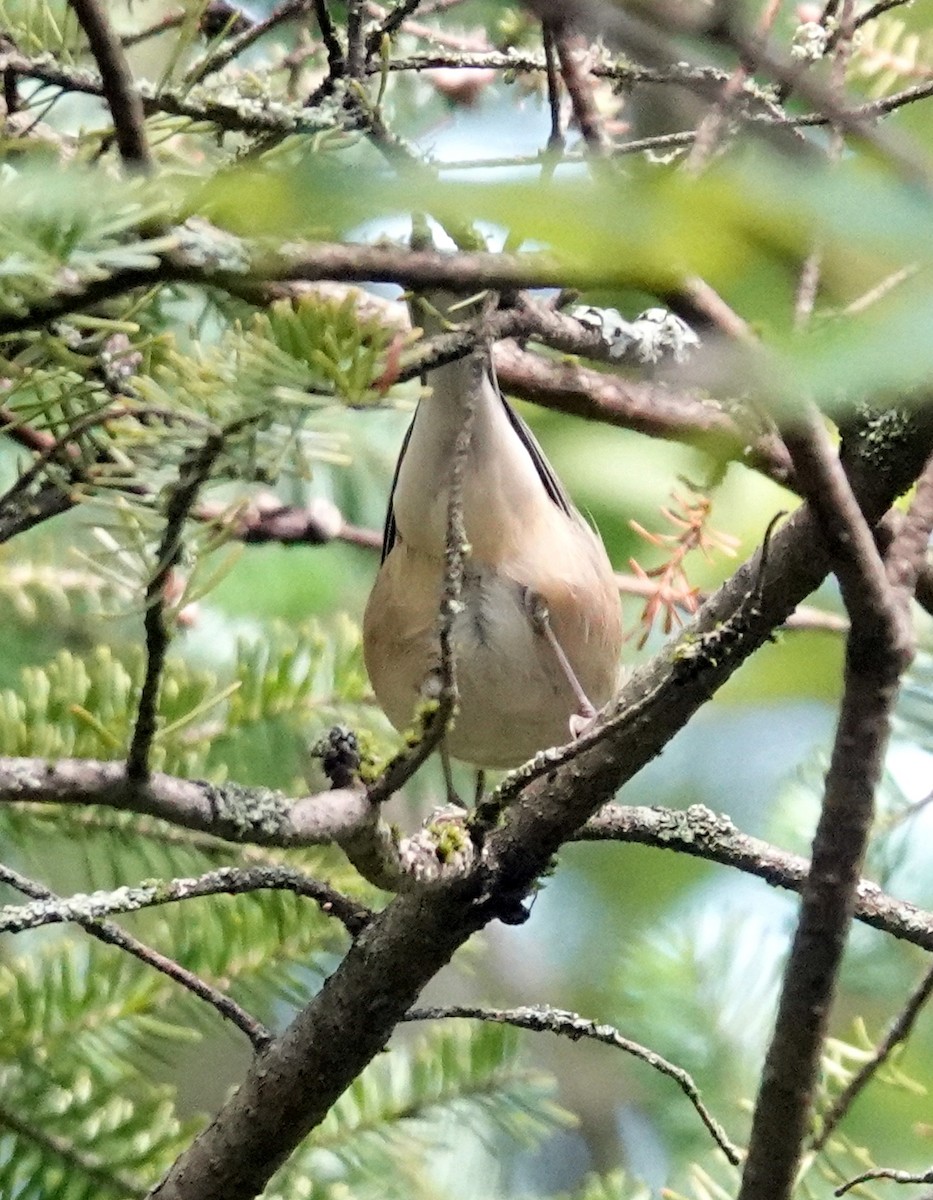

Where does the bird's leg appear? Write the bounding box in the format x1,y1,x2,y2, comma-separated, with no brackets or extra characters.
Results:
523,587,598,738
440,748,484,808
440,743,466,808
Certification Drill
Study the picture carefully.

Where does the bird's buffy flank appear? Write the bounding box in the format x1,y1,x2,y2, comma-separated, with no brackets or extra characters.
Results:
363,294,622,770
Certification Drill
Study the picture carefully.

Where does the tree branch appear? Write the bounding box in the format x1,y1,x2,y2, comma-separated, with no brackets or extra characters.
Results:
552,27,608,154
2,772,932,949
0,860,273,1050
578,803,933,949
185,0,312,86
812,957,933,1153
738,412,917,1200
836,1163,933,1196
67,0,153,171
128,431,227,781
0,863,371,938
406,1003,741,1164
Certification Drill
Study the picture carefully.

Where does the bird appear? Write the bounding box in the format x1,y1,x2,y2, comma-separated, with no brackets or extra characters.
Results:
363,292,622,777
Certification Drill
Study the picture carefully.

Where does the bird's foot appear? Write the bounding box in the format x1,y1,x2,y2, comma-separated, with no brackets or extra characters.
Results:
569,703,598,740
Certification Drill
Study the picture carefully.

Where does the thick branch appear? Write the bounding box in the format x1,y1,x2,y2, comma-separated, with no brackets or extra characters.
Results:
1,772,931,948
0,240,575,339
738,414,915,1200
493,342,794,485
0,757,465,894
0,757,374,846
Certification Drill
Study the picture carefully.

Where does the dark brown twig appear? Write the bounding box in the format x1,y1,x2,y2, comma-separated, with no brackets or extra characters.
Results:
120,12,187,49
366,0,424,55
312,0,345,83
738,411,916,1200
67,0,153,171
0,406,134,545
553,26,608,154
813,957,933,1153
345,0,366,80
542,23,564,154
186,0,312,86
127,431,227,781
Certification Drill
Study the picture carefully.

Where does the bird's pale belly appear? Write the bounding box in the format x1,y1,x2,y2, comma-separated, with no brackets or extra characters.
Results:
363,555,618,769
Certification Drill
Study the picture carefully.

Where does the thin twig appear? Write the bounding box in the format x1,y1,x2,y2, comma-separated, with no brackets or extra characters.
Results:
365,349,477,804
3,41,933,153
795,0,854,329
203,495,384,550
127,431,226,781
0,406,127,510
719,12,932,188
835,264,920,318
406,1003,742,1164
827,0,915,51
120,11,187,49
366,0,424,56
312,0,345,82
0,863,370,937
553,27,608,154
0,48,346,138
854,0,916,26
67,0,153,171
836,1164,933,1196
813,958,933,1153
185,0,312,86
542,23,564,154
684,0,784,172
0,861,273,1050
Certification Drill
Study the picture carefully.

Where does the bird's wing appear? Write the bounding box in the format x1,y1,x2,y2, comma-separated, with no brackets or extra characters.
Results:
380,381,574,563
380,416,412,562
496,380,574,520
